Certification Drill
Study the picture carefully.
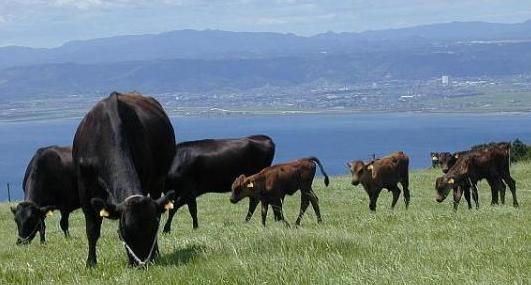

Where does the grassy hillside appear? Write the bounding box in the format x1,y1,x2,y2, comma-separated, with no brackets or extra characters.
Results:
0,165,529,284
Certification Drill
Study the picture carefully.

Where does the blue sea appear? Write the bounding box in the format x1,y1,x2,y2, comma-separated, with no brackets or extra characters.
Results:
1,112,531,201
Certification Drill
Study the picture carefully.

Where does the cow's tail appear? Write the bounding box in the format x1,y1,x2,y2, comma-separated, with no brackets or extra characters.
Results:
307,156,329,187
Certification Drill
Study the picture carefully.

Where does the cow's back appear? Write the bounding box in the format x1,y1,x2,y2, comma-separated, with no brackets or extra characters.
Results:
168,135,274,193
260,160,313,195
74,92,175,200
117,94,175,187
372,152,409,185
23,146,78,210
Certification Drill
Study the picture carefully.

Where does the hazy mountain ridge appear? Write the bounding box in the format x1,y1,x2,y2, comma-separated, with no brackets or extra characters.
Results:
1,20,531,98
1,20,531,69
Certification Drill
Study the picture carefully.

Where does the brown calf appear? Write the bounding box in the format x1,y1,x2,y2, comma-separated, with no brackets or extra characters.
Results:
230,157,329,226
435,144,517,208
348,151,410,211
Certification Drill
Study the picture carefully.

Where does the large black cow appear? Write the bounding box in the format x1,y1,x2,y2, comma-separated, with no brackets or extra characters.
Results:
163,135,275,232
73,92,176,267
11,146,78,245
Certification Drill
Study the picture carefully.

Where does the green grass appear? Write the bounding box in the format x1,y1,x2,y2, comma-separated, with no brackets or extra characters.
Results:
0,165,529,284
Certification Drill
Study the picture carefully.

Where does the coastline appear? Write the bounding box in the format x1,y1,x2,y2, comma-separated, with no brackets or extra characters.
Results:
1,108,531,123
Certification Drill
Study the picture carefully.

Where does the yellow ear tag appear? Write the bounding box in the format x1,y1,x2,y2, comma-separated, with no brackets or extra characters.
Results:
99,209,110,217
164,201,174,210
367,165,373,170
45,211,53,218
246,182,254,188
448,178,455,184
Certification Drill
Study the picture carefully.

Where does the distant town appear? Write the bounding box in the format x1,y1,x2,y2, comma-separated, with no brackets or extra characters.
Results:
1,74,531,121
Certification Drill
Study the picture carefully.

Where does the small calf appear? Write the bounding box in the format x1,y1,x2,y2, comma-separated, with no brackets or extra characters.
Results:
230,156,329,226
348,151,410,211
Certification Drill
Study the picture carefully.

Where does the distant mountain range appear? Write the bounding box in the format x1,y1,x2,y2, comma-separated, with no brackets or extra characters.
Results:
1,20,531,98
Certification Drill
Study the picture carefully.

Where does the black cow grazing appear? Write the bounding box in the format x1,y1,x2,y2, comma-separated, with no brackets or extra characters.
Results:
348,151,410,211
230,157,329,226
11,146,78,245
73,92,176,267
163,135,275,232
435,144,517,209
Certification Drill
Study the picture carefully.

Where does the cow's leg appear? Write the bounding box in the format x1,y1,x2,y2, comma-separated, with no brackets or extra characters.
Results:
487,178,500,205
401,180,410,209
470,184,479,209
390,186,401,209
187,198,199,229
245,198,259,222
162,197,187,233
503,175,518,207
308,191,322,223
261,202,269,226
453,186,463,211
369,188,381,211
499,182,506,205
39,219,46,244
271,200,289,227
60,210,71,238
463,185,472,209
295,193,310,226
83,208,102,267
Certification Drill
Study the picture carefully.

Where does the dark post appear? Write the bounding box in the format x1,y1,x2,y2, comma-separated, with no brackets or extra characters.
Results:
372,153,376,160
7,183,11,202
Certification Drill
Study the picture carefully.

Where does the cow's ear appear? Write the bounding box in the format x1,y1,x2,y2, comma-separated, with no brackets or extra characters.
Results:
346,162,352,169
91,198,120,219
40,206,56,219
155,191,175,213
10,206,17,216
244,178,255,189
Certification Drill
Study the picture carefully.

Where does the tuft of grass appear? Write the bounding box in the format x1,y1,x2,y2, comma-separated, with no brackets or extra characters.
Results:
0,165,529,284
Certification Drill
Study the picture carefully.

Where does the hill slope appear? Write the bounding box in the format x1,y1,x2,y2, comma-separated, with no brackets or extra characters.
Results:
0,165,529,284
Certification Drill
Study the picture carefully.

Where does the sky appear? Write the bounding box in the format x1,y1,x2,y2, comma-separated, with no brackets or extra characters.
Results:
1,0,531,48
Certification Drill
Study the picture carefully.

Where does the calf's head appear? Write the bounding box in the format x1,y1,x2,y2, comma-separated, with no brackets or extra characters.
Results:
437,153,457,173
347,161,371,186
11,202,55,245
230,174,255,203
435,176,456,202
431,152,439,163
91,191,174,266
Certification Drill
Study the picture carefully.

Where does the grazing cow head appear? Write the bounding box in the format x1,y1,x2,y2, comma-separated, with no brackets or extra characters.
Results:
347,161,372,186
434,176,456,202
230,174,255,203
11,202,55,245
90,191,175,266
438,152,456,173
435,152,475,202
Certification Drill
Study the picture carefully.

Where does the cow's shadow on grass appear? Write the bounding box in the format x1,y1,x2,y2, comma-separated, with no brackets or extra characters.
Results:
158,244,205,266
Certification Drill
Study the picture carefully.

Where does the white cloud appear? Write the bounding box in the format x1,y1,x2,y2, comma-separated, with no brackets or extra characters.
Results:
53,0,104,9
